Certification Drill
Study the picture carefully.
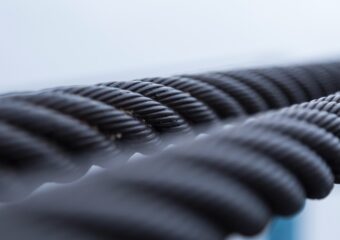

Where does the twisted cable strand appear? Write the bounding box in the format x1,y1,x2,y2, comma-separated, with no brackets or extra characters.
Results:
280,66,325,98
182,72,269,113
244,116,340,182
249,67,308,103
3,91,340,239
222,70,290,108
100,80,220,126
0,100,114,153
53,85,193,136
0,62,339,199
140,77,245,118
301,64,339,94
6,92,160,151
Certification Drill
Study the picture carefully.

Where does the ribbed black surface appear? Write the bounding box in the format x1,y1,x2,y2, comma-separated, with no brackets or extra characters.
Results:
0,61,339,200
2,91,340,239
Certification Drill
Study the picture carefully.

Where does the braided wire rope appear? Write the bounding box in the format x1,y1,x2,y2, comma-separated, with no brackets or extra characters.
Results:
0,61,340,199
1,90,340,239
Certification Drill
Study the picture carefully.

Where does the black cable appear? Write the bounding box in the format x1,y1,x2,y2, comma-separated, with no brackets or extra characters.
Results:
52,85,193,136
100,80,220,127
0,61,340,199
182,72,269,114
139,76,245,118
2,91,340,239
7,92,161,152
221,70,290,108
248,67,308,103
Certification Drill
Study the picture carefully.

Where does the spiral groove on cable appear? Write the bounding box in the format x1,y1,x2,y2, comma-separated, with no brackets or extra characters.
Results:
0,62,340,199
2,89,340,239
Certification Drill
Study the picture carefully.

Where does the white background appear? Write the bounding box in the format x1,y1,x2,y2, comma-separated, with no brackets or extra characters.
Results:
1,0,340,91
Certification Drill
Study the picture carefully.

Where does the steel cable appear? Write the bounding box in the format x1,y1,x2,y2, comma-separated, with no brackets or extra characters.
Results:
0,61,339,199
2,91,340,239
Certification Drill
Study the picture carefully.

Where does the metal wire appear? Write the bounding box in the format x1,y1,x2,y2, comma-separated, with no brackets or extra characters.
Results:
1,91,340,239
0,61,339,200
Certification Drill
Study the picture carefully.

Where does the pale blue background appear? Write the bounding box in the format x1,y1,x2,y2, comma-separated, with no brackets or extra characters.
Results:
1,0,340,92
